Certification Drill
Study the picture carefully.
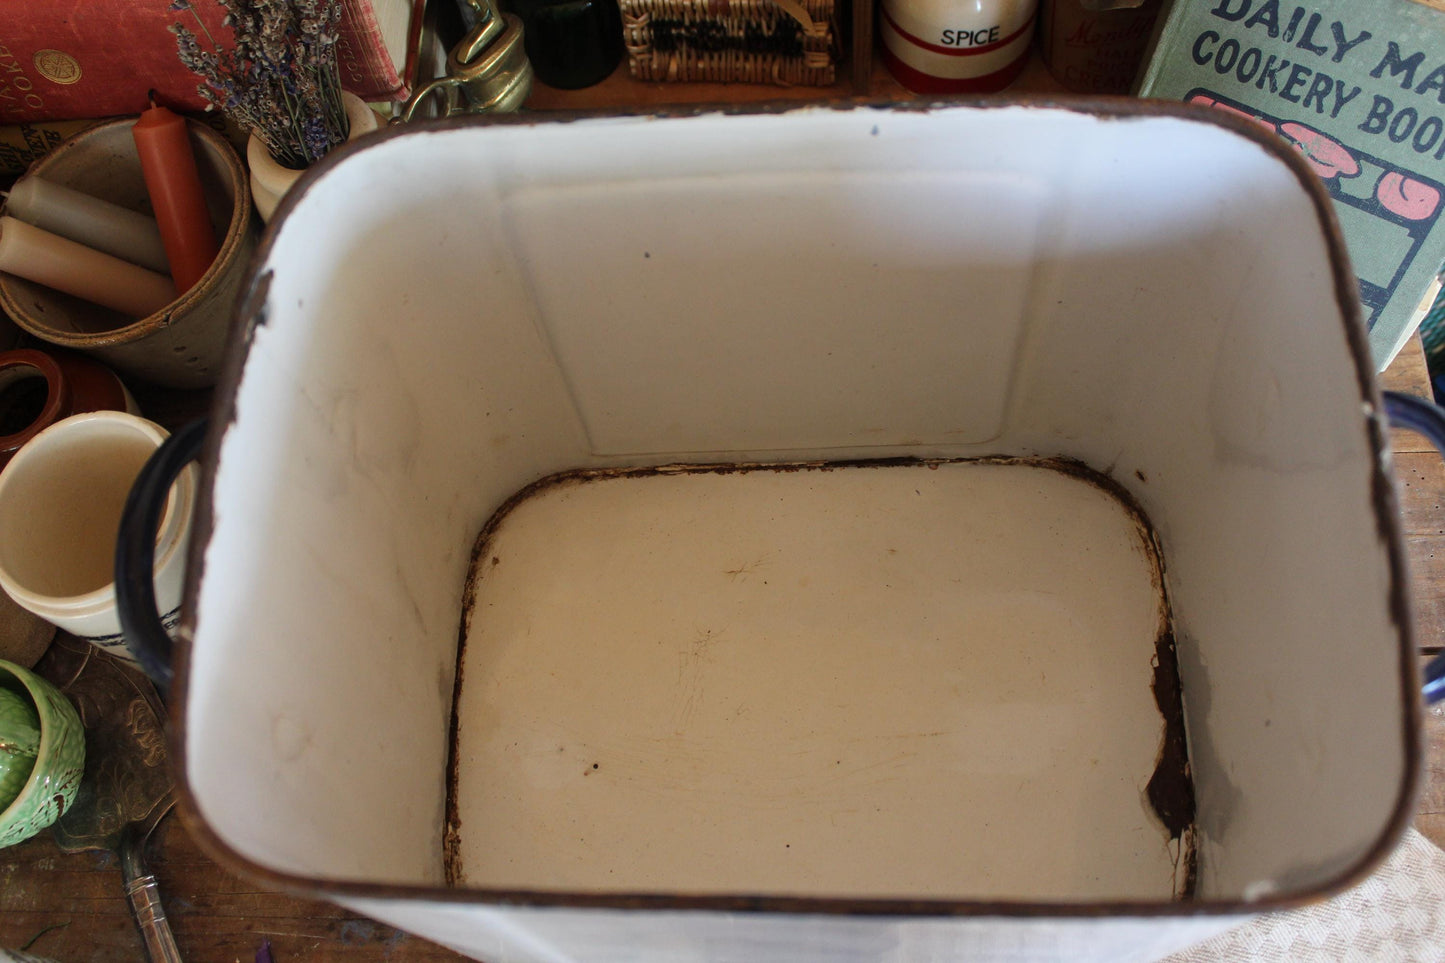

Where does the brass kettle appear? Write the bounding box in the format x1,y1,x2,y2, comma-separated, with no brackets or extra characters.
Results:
396,0,534,121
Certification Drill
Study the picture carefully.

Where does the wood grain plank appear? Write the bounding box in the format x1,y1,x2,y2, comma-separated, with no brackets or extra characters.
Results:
0,816,467,961
1409,535,1445,654
0,835,147,962
1417,674,1445,851
151,820,466,961
1384,340,1440,454
1383,337,1433,399
1395,452,1445,537
1383,341,1445,654
1396,340,1445,846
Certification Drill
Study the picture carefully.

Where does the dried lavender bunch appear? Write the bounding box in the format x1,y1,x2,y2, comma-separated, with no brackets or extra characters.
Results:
171,0,350,169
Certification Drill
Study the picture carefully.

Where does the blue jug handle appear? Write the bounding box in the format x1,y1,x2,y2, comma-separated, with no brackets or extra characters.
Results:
114,418,208,694
112,398,1445,702
1382,391,1445,703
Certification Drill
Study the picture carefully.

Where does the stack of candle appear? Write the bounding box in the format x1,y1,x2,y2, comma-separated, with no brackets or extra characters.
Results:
0,185,176,319
0,105,221,323
5,178,170,273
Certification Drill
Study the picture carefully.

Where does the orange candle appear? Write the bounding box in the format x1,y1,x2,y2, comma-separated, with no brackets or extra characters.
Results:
131,105,219,294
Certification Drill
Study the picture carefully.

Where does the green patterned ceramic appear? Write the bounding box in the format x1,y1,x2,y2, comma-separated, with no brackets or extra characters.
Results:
0,660,84,848
0,686,40,810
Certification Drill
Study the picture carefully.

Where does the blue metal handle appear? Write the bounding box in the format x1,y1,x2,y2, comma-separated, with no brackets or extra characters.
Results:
114,419,208,694
105,397,1445,704
1383,391,1445,704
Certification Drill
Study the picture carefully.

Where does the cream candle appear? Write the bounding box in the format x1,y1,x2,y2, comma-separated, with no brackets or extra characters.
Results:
0,217,175,319
4,178,170,274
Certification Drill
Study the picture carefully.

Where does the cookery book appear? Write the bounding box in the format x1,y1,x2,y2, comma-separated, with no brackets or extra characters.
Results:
0,0,422,124
1136,0,1445,368
0,110,250,180
0,119,97,178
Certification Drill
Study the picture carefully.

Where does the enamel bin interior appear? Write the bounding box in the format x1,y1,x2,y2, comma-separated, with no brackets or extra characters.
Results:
182,103,1415,953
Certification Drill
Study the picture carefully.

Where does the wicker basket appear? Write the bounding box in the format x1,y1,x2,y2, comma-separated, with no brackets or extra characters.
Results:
621,0,837,85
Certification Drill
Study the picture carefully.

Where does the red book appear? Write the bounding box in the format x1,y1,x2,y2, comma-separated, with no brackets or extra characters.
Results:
0,0,420,124
336,0,428,105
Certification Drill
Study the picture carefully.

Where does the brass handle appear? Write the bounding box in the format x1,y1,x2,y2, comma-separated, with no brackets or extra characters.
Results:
398,74,467,123
396,0,533,121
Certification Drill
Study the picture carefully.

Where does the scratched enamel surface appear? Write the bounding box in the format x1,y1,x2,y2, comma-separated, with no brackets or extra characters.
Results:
451,460,1178,900
188,106,1409,961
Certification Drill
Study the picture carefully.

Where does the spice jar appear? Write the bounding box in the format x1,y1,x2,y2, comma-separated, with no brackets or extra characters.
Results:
880,0,1039,93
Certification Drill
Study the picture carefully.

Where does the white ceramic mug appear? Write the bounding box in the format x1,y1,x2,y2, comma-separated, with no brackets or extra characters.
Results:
0,412,195,664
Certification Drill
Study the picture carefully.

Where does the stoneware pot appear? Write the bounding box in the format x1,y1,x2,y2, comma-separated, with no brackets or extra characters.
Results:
0,348,138,472
0,686,39,810
0,659,83,849
0,118,255,389
247,91,380,223
0,348,130,669
0,412,196,664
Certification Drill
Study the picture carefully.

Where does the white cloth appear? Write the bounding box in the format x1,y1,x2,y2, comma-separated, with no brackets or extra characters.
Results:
1165,829,1445,962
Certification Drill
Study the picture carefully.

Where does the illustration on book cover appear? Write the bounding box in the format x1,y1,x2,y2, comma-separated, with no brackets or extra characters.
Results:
1137,0,1445,364
1191,87,1443,328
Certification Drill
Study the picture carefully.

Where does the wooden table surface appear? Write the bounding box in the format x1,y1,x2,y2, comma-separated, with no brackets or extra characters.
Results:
3,343,1445,962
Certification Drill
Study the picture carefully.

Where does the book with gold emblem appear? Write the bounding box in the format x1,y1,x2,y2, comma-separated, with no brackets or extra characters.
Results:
0,0,421,125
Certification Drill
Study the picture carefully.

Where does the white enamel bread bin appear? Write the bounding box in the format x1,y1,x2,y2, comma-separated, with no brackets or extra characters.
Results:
172,102,1419,962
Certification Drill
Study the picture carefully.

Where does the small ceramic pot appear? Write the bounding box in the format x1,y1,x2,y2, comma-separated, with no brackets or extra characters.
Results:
0,118,255,389
0,412,197,664
0,686,39,810
0,350,117,665
0,348,138,472
248,91,381,223
0,659,84,849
